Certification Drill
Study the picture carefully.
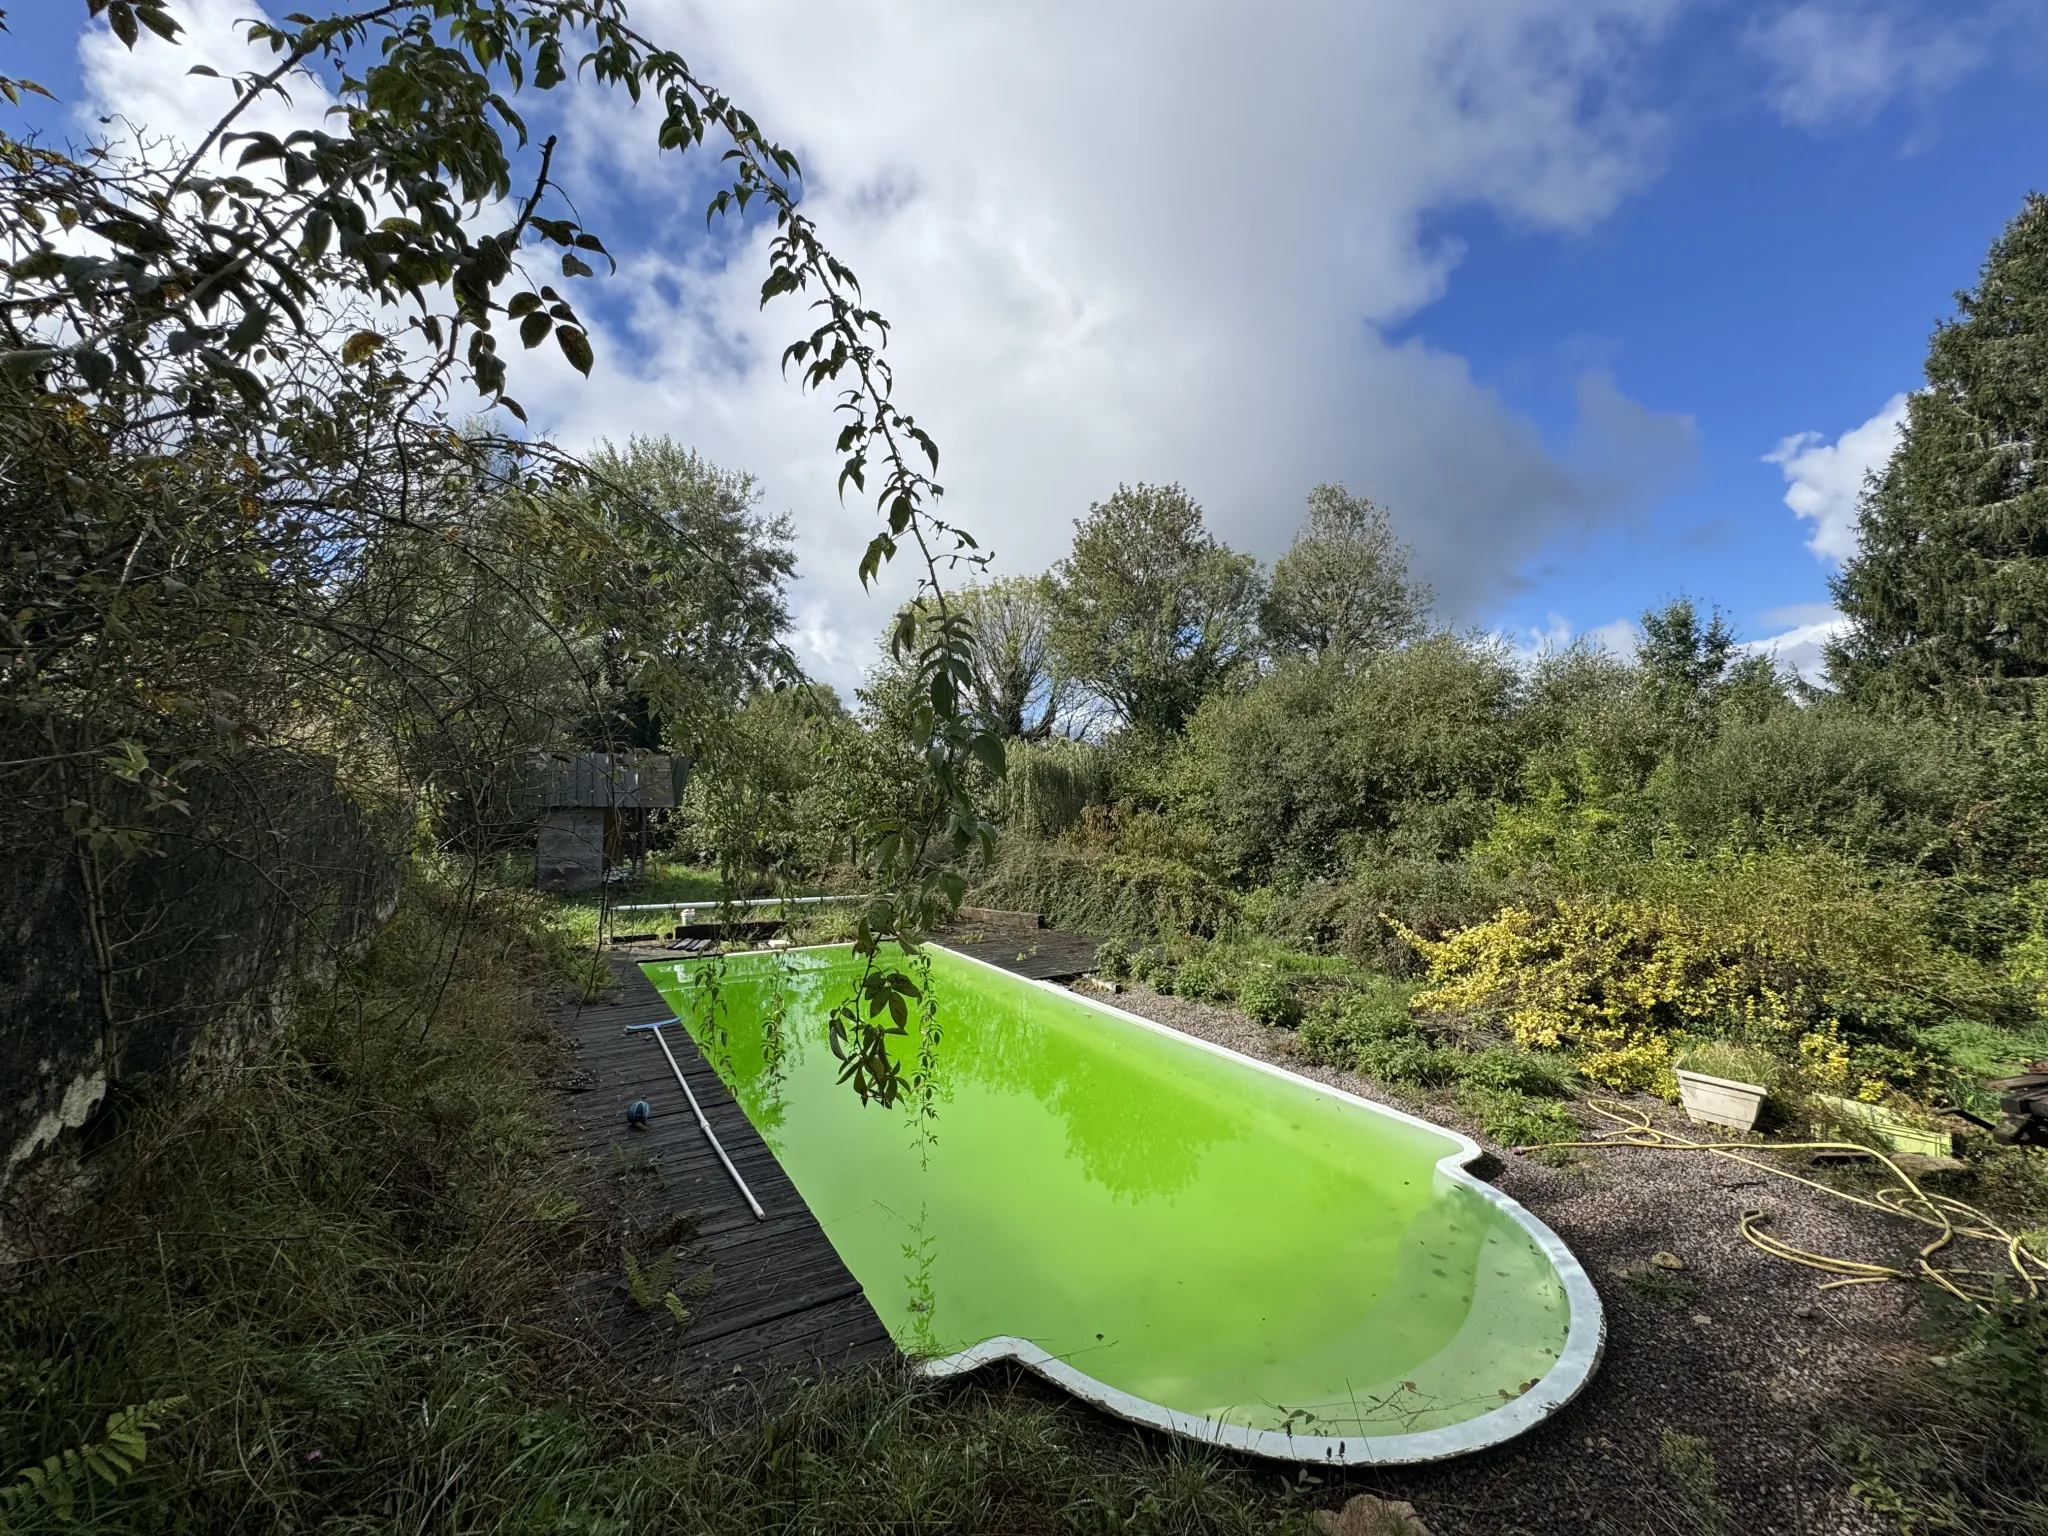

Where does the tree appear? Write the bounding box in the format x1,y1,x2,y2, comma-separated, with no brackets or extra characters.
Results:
1,0,997,1107
1639,597,1737,709
1261,483,1429,660
677,684,859,889
1176,636,1523,881
955,576,1073,741
572,437,798,753
1829,193,2048,709
1050,483,1262,734
1637,596,1781,730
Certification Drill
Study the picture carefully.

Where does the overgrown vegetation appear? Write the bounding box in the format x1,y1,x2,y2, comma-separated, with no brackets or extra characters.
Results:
10,2,2048,1525
945,196,2048,1529
0,875,1310,1534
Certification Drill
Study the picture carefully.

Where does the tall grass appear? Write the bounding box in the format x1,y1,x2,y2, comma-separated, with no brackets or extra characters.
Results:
0,872,1309,1535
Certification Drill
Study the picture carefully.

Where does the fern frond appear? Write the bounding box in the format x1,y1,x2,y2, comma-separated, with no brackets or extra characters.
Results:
0,1396,187,1521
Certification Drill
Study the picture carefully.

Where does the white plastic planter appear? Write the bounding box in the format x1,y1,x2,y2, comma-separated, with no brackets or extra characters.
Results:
1675,1069,1768,1132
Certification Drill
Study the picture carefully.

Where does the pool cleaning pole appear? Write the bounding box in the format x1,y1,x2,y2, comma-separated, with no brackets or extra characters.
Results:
625,1019,766,1220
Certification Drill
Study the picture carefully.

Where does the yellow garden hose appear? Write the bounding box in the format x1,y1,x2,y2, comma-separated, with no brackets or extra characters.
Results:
1522,1099,2048,1310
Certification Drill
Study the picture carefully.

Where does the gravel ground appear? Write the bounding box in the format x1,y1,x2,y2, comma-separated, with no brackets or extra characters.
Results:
1089,981,1921,1536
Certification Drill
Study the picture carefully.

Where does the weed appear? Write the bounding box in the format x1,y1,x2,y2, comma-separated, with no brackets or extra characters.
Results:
1356,1037,1462,1088
1298,977,1421,1067
567,951,615,1003
0,1398,185,1522
1455,1084,1579,1148
1831,1289,2048,1531
1236,970,1302,1028
1177,955,1235,1004
1458,1046,1577,1098
1618,1263,1693,1305
1657,1427,1729,1535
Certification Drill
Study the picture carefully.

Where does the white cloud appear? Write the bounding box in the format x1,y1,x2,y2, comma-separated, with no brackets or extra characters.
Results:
1742,605,1848,684
1502,612,1636,666
1584,616,1642,657
1764,393,1907,563
1745,3,1986,128
79,0,1697,695
76,0,337,149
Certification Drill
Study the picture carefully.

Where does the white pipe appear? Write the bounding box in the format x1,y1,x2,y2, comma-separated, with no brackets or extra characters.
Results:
608,894,868,914
625,1019,766,1220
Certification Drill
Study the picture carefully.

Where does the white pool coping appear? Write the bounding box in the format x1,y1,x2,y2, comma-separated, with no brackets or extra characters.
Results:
657,943,1607,1466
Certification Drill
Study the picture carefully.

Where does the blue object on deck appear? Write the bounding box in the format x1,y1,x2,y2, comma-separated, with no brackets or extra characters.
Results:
626,1099,651,1128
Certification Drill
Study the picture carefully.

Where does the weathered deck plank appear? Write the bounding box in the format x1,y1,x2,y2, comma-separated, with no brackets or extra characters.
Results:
551,957,893,1389
551,928,1100,1388
939,928,1100,981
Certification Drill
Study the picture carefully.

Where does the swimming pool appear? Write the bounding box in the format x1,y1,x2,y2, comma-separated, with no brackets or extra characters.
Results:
643,944,1602,1464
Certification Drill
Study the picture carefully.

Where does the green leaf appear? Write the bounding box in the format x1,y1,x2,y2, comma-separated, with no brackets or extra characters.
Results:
969,731,1006,777
340,330,386,366
227,303,270,354
136,3,180,42
560,253,593,278
556,325,592,376
519,310,552,349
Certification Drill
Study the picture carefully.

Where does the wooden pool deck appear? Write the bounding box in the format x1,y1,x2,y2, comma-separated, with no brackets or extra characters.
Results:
552,957,893,1388
938,927,1101,982
553,925,1100,1386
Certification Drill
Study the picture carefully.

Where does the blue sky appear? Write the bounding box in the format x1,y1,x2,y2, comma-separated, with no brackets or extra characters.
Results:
1408,1,2048,668
8,0,2047,688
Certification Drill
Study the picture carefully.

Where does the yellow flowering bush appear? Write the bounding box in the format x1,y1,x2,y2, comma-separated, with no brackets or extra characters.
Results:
1390,850,1989,1097
1394,899,1809,1091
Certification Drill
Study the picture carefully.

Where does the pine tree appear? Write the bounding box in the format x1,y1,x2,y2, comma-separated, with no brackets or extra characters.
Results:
1829,193,2048,709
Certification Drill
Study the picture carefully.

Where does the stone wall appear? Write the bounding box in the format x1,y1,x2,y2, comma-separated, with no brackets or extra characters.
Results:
0,742,402,1201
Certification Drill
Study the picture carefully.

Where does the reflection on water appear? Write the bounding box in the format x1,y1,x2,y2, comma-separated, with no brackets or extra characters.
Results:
645,945,1574,1436
695,948,1235,1201
898,1200,940,1357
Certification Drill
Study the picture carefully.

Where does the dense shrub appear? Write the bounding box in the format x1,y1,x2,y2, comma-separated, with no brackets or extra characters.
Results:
1354,1035,1463,1088
1093,936,1132,980
1174,638,1523,882
970,836,1236,942
1174,953,1235,1003
1456,1085,1580,1147
1648,704,1969,867
1459,1046,1577,1098
1513,645,1664,799
1297,977,1423,1066
1399,850,2012,1092
1271,859,1525,974
1234,970,1302,1028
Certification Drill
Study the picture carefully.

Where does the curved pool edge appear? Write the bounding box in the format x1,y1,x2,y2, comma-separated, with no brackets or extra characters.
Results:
914,944,1607,1466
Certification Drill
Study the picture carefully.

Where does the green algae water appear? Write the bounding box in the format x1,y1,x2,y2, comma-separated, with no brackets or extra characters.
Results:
643,946,1598,1460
